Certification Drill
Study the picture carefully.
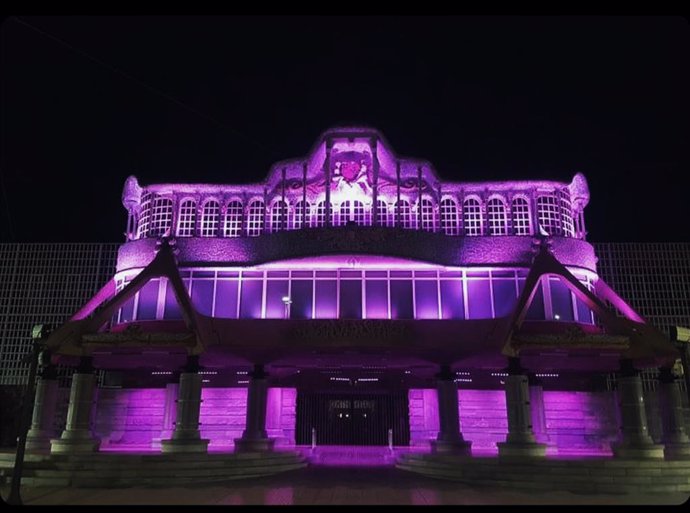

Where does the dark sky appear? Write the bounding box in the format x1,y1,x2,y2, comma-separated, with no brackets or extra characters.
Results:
1,16,689,243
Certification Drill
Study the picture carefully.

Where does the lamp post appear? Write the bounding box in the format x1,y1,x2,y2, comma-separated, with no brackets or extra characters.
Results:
6,324,49,506
282,296,292,320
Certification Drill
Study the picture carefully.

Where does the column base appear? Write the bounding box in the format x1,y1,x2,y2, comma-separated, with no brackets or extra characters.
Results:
50,433,100,454
26,429,57,453
497,441,547,458
160,438,209,453
612,442,665,459
663,443,690,459
431,439,472,455
234,438,275,452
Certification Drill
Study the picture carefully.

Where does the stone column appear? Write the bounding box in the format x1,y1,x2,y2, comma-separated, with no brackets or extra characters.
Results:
235,364,274,452
161,357,209,453
611,360,664,459
497,358,547,457
528,374,549,444
431,365,471,455
50,357,100,454
658,367,690,459
160,380,179,441
26,363,59,453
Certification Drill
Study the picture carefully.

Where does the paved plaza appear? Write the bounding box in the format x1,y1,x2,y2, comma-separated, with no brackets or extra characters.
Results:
2,466,688,506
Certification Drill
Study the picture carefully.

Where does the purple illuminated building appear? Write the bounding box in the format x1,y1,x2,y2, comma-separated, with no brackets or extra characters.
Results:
35,126,688,462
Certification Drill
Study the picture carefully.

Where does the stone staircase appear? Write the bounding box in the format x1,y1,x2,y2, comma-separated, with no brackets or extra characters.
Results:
0,450,306,487
397,453,690,494
305,446,398,466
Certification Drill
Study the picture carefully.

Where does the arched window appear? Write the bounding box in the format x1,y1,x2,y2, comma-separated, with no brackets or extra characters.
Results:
511,197,531,236
439,198,459,235
353,200,367,225
270,200,288,233
292,200,310,229
339,201,351,226
463,198,483,236
396,200,414,229
149,197,173,237
200,200,220,237
246,200,265,237
223,200,243,237
340,200,366,225
537,195,560,236
176,199,197,237
376,199,390,227
314,201,332,227
487,197,507,236
419,198,435,232
559,190,575,237
137,191,152,239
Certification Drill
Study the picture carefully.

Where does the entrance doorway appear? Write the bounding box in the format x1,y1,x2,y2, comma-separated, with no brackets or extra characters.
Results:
296,391,410,446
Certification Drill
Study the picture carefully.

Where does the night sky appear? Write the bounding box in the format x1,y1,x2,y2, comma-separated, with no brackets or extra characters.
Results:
1,16,688,243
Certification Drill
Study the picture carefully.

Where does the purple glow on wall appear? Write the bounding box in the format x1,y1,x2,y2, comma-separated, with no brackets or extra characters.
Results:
94,388,166,447
409,389,616,456
116,234,599,274
542,391,616,455
95,387,296,450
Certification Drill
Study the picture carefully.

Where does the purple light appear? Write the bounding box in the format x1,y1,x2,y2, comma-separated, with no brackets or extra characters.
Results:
408,388,615,456
95,387,297,450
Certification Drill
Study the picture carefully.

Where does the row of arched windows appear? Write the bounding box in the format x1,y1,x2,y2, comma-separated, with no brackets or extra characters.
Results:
134,193,577,240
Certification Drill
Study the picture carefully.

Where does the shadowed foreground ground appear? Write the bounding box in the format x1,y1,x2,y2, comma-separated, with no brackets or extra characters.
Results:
2,466,689,505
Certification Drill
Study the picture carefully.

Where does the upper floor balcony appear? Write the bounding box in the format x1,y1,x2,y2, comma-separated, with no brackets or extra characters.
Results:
120,126,590,245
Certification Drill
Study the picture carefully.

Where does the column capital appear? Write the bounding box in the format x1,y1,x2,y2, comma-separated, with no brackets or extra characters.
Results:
40,364,57,380
619,358,638,377
435,365,454,381
506,357,525,376
249,364,268,380
182,355,200,374
76,356,94,374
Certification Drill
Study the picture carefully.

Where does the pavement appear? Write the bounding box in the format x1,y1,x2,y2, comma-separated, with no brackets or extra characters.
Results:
2,466,689,505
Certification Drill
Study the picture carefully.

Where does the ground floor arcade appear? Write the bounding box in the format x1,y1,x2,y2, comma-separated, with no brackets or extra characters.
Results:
24,356,690,461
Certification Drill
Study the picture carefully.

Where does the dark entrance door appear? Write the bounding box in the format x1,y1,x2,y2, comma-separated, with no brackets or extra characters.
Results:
296,392,410,446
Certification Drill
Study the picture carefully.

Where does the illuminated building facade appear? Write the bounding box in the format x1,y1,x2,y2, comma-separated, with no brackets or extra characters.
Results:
23,127,689,461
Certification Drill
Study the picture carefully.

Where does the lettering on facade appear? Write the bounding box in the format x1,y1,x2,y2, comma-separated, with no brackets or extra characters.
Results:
289,320,409,346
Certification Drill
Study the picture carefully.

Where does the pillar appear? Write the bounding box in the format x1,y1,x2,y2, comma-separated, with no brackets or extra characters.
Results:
50,357,100,454
658,367,690,459
25,364,59,453
371,137,379,227
235,364,274,452
161,356,209,453
497,358,547,457
159,381,179,441
417,166,423,230
395,161,401,227
611,360,664,459
528,374,549,444
324,139,332,228
431,366,471,454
